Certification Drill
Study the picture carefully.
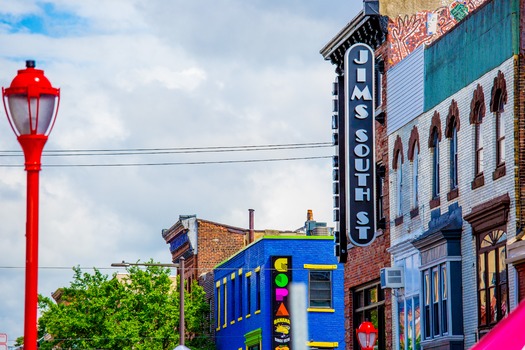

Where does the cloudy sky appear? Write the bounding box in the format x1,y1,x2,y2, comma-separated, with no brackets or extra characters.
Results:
0,0,361,343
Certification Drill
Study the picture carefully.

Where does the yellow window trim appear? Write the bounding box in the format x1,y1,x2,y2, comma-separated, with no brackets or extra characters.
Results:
303,264,337,270
246,314,251,318
223,277,227,284
238,268,243,275
238,317,243,321
307,308,335,313
245,271,252,277
231,272,236,279
230,320,235,325
255,266,261,272
254,310,261,314
307,341,339,347
216,280,221,287
216,327,220,332
216,285,221,328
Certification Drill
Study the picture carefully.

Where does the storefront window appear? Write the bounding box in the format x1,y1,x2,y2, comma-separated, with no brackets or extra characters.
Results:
397,254,421,350
353,282,385,350
477,229,508,330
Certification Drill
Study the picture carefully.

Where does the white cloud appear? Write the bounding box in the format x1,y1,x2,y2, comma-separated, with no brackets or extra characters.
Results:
0,0,361,343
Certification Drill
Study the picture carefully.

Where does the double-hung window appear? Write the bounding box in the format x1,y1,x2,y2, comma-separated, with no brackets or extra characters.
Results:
431,130,440,199
474,110,484,177
255,267,261,312
408,127,420,213
230,273,236,324
246,271,252,317
238,270,243,321
422,263,449,339
445,101,460,196
309,271,332,308
449,123,458,191
393,135,404,220
490,71,507,171
397,155,403,218
215,281,221,331
469,84,486,189
412,143,419,208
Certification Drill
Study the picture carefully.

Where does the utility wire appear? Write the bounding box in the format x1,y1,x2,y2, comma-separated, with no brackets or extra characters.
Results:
0,155,331,168
0,141,333,167
0,142,332,157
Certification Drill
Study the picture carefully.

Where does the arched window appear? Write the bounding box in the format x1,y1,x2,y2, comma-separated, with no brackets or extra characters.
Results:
445,100,460,196
490,71,507,179
470,84,486,189
450,125,458,189
413,143,419,208
445,100,460,194
397,155,403,218
428,111,442,205
393,135,404,221
474,107,484,176
477,229,508,327
408,126,420,211
432,131,440,198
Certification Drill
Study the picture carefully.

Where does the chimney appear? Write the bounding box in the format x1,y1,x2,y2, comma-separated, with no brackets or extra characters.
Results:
249,209,255,243
307,209,314,221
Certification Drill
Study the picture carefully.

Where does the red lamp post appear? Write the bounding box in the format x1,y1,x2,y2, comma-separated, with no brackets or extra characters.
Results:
2,60,60,350
356,320,378,350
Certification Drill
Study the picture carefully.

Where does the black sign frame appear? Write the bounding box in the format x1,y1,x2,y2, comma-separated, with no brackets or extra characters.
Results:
344,43,377,247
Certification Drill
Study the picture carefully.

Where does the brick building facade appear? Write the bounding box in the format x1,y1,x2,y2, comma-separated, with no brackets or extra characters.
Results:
321,0,525,349
161,214,247,340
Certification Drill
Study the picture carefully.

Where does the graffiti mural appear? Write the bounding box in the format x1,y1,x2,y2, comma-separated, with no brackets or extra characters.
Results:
271,256,292,350
387,0,487,67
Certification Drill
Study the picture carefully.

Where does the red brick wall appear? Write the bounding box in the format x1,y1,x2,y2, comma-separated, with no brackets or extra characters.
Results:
344,41,392,350
196,220,246,275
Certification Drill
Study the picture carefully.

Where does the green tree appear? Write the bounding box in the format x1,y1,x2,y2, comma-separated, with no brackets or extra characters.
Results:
36,262,215,350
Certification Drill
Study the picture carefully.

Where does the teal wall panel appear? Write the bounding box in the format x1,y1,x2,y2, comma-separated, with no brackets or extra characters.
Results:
424,0,518,111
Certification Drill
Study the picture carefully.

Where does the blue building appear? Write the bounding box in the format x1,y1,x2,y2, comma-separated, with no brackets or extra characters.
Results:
213,231,345,350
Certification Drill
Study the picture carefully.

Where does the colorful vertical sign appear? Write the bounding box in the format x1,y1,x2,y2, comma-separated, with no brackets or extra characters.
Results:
271,256,292,349
344,43,376,247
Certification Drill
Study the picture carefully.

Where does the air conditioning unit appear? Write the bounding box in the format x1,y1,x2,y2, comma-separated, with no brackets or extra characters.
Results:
380,267,404,289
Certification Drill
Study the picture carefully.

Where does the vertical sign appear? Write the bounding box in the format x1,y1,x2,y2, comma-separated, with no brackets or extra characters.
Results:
344,43,376,247
271,256,292,349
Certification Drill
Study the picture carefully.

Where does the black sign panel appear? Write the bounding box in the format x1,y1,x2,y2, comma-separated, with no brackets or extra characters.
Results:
271,256,292,349
344,43,376,247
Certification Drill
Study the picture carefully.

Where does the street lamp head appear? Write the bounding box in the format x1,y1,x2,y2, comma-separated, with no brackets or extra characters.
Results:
2,60,60,137
356,320,378,350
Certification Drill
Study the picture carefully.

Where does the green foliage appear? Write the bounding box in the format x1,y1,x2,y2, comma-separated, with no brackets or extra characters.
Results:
36,261,215,350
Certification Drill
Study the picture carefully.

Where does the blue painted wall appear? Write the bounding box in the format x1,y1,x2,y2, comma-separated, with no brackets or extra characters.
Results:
214,236,345,350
